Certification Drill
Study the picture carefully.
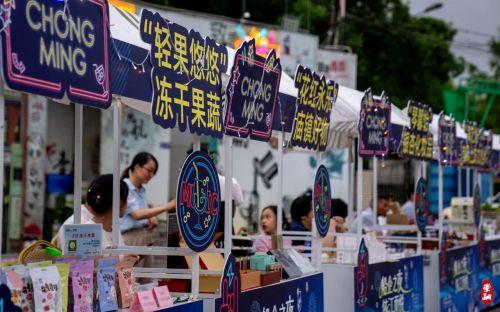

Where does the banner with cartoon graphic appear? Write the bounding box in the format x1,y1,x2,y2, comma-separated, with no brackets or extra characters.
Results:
0,0,111,108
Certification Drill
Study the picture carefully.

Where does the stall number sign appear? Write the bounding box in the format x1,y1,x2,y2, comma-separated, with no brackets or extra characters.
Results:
415,177,429,233
291,65,338,151
176,151,221,252
313,165,331,237
402,101,433,160
0,0,111,108
140,9,228,139
358,89,391,157
224,39,281,141
63,224,102,256
439,115,457,165
460,121,492,170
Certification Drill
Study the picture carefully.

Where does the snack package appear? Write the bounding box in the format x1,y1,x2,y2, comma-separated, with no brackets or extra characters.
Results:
4,265,35,312
5,269,23,306
54,258,78,311
96,258,118,312
116,258,136,308
29,266,61,312
71,260,94,312
27,261,70,312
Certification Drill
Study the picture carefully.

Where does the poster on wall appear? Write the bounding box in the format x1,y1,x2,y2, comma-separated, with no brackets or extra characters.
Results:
316,49,357,89
357,89,391,158
313,165,331,237
438,114,457,165
478,238,500,309
355,255,425,312
439,245,480,312
401,101,433,161
291,65,338,151
0,0,111,108
140,9,228,138
176,151,221,252
224,39,281,141
414,177,429,233
23,95,47,238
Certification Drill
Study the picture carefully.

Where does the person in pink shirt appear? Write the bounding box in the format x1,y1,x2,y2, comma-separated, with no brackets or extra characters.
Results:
252,205,289,253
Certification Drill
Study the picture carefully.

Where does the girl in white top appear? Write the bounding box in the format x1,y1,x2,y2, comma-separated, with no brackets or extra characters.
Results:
56,174,129,251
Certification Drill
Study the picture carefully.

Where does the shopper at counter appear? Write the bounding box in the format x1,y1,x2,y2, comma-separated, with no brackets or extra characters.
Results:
289,192,313,251
253,205,290,253
351,195,390,233
56,174,129,250
120,152,176,266
401,186,416,224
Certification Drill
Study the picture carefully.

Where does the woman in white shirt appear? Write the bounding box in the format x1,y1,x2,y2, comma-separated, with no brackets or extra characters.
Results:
56,174,129,250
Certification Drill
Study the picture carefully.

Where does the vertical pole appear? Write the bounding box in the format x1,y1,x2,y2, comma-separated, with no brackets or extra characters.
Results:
348,139,355,227
356,152,363,241
224,137,233,260
0,81,5,260
277,132,284,235
458,167,462,197
192,136,201,296
466,168,471,197
74,104,83,224
372,157,378,227
112,99,121,245
438,162,443,249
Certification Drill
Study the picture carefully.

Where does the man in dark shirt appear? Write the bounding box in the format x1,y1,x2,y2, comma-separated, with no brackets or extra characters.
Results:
289,193,313,250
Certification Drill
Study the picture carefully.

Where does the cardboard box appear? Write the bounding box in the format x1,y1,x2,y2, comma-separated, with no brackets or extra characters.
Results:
199,274,222,293
240,270,261,290
260,270,281,286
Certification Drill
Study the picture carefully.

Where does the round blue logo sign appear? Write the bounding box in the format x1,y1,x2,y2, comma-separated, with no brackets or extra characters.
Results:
415,177,429,233
313,165,331,237
177,151,221,252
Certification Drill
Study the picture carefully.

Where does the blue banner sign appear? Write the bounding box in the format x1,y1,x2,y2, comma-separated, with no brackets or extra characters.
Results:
140,9,228,138
225,39,281,141
478,239,500,309
1,0,111,108
439,245,481,312
215,273,324,312
415,177,429,233
313,165,331,237
438,115,457,166
401,100,433,161
176,151,221,252
291,65,338,151
355,256,424,312
358,89,391,158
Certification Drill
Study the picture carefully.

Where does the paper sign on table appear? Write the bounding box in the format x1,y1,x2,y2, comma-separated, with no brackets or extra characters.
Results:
153,286,173,308
130,290,158,312
63,224,102,256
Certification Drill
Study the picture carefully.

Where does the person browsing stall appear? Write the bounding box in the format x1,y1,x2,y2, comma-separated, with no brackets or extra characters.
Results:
253,205,290,253
289,192,313,251
120,152,176,250
56,174,128,251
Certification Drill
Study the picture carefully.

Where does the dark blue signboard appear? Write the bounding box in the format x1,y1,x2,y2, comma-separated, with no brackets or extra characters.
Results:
313,165,331,237
176,151,221,252
355,256,424,312
415,177,429,233
140,9,228,138
478,239,500,309
272,93,297,133
401,100,433,161
218,253,241,312
0,0,111,108
438,114,457,166
358,89,391,158
215,273,324,312
473,184,481,228
291,65,338,151
355,238,369,309
225,39,281,141
439,245,481,312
